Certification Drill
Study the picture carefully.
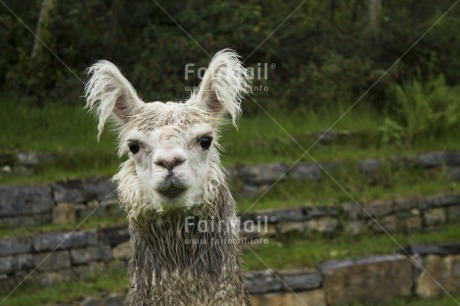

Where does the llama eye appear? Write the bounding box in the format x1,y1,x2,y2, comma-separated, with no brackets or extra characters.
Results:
128,142,140,154
199,136,212,150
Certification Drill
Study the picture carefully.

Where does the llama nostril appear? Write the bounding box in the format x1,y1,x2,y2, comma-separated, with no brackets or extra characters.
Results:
173,157,185,168
154,157,185,170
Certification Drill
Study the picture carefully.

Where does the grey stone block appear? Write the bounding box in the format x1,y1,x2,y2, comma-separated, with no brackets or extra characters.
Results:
393,196,422,211
53,203,76,224
238,163,287,186
363,200,393,218
112,241,132,260
278,269,322,291
444,151,460,166
98,225,130,246
105,293,125,306
404,215,422,233
356,158,384,174
447,205,460,222
422,194,459,209
447,167,460,181
33,250,71,271
255,208,307,223
344,220,368,235
0,254,33,274
277,222,304,234
403,242,460,256
304,206,337,219
288,163,321,181
245,269,283,294
35,269,74,286
318,130,338,143
341,202,363,219
321,254,412,305
370,215,397,233
33,230,98,251
52,177,116,204
0,185,52,217
0,236,31,256
416,152,445,168
70,246,113,265
80,297,100,306
16,152,38,166
424,208,446,226
416,255,460,298
305,217,339,234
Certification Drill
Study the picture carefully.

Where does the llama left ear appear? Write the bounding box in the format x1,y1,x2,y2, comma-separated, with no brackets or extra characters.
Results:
85,60,144,140
189,49,251,126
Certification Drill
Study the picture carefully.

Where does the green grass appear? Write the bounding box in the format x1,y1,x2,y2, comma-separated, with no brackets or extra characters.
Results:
397,295,460,306
238,167,460,212
0,269,128,306
0,214,127,239
0,98,119,184
353,295,460,306
1,97,460,184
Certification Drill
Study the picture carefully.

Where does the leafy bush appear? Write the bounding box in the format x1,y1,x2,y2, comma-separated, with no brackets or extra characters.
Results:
1,0,460,111
381,73,460,144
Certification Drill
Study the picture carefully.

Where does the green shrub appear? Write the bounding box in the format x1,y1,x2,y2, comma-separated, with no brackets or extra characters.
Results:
382,73,460,144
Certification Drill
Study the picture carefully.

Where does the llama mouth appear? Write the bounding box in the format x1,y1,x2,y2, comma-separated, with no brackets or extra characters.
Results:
157,185,187,198
157,178,187,198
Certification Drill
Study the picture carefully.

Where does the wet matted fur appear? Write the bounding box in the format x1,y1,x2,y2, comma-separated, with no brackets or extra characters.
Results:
85,50,251,305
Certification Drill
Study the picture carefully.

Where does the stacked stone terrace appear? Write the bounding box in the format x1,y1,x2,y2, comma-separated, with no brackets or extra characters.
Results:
2,150,460,305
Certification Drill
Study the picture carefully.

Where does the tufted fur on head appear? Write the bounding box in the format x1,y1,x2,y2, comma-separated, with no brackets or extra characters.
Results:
85,50,251,305
85,49,251,217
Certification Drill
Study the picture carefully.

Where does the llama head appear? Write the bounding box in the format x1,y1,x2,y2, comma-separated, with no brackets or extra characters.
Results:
85,50,251,219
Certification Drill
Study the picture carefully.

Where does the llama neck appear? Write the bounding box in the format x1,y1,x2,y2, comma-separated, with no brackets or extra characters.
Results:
126,187,247,305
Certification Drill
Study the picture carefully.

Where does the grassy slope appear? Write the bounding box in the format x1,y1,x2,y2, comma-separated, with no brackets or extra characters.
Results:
1,98,460,184
238,169,460,212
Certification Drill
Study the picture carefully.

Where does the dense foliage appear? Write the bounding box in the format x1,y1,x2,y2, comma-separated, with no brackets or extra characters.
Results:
0,0,459,114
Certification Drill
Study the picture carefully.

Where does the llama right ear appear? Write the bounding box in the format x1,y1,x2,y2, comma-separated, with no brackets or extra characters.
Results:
85,60,143,139
188,49,251,126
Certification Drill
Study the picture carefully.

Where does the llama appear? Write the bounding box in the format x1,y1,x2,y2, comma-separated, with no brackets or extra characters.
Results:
85,50,251,305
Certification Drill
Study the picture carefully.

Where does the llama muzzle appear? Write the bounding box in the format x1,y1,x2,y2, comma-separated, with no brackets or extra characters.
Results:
157,176,187,198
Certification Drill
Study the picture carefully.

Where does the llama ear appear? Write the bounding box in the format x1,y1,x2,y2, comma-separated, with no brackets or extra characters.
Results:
85,60,143,139
189,49,251,126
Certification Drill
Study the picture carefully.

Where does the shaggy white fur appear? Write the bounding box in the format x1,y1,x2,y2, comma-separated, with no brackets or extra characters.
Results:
85,49,251,305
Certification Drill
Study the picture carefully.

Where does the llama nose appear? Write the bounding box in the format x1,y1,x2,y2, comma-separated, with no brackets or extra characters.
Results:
154,157,185,170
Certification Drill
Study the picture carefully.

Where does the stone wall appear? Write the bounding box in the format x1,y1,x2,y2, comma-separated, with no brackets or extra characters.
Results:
240,193,460,238
233,150,460,199
3,231,458,306
0,177,117,227
2,177,459,239
1,150,460,228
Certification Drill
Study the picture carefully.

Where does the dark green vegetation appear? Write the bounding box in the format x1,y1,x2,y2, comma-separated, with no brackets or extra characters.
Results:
1,1,460,112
